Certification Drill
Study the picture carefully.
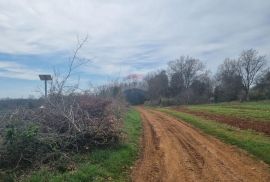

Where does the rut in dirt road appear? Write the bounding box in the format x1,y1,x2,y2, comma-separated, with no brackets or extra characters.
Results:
132,107,270,182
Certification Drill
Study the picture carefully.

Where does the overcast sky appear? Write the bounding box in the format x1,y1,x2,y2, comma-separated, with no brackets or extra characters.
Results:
0,0,270,98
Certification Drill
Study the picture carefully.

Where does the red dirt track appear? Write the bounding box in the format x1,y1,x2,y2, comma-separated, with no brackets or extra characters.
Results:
132,106,270,182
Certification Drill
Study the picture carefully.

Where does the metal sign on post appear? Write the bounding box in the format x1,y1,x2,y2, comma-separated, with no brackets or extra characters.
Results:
39,74,52,97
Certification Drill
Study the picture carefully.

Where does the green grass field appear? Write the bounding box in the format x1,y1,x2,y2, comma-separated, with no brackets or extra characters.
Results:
158,103,270,165
21,109,142,182
187,101,270,122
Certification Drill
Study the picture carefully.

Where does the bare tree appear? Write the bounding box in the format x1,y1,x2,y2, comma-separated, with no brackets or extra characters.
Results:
214,58,243,102
168,56,205,103
145,70,169,103
50,35,89,96
237,49,266,100
252,68,270,99
168,56,205,89
190,71,213,103
169,72,184,97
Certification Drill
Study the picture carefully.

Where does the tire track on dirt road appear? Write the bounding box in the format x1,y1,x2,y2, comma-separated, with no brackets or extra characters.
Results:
132,106,270,182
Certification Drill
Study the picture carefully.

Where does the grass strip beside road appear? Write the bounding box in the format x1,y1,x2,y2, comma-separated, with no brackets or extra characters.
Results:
24,109,142,182
158,108,270,165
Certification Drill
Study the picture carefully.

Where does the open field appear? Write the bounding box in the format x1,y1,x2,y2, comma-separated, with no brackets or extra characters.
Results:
171,101,270,135
187,101,270,122
18,109,142,182
132,106,270,182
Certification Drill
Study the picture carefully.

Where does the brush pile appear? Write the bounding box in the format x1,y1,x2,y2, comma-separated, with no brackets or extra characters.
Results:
0,94,124,170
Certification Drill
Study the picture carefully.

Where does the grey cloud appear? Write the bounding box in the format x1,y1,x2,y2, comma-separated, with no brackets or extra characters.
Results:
0,0,269,76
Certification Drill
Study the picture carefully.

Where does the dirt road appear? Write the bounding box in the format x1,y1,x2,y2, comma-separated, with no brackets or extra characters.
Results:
132,107,270,182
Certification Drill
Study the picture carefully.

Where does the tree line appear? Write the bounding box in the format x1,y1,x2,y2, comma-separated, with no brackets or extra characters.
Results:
142,49,269,105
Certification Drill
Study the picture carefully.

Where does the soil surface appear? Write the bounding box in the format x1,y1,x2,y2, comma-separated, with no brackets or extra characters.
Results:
173,107,270,135
132,106,270,182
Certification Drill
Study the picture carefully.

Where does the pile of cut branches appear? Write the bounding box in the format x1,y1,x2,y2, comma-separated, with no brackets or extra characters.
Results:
0,94,124,171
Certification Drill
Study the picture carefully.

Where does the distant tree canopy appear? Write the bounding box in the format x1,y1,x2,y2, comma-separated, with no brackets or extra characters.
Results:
167,56,210,104
168,56,205,90
143,49,268,105
124,88,146,105
251,70,270,100
0,98,43,111
214,59,243,102
145,70,169,102
237,49,266,100
169,72,184,97
2,50,266,107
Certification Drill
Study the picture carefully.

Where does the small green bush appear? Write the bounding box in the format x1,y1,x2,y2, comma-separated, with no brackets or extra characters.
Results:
0,121,53,169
